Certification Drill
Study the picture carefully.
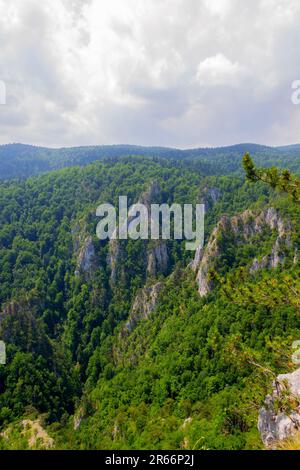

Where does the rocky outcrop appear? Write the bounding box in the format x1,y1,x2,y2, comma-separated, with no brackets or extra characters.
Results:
107,239,123,284
249,207,292,273
139,180,161,208
22,419,54,449
192,222,221,296
108,181,169,284
73,407,85,431
193,207,294,297
72,219,96,277
0,341,6,365
1,419,54,449
294,248,299,265
147,242,168,277
258,368,300,449
143,182,169,277
75,235,96,277
124,282,163,332
200,186,221,211
250,238,286,273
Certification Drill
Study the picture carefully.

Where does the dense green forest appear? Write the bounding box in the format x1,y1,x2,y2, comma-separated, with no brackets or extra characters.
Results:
1,142,300,180
0,147,299,449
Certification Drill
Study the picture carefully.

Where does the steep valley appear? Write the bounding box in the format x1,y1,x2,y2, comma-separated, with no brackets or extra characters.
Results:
0,150,299,450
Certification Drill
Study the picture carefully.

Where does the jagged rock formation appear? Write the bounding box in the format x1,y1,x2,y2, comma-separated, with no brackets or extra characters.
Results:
0,340,5,365
294,248,299,264
193,207,294,297
200,185,221,211
258,368,300,449
73,407,85,431
72,220,96,277
191,224,220,296
108,181,169,284
22,419,54,449
250,237,284,273
1,419,54,449
250,208,292,273
139,180,161,208
140,181,168,278
75,235,95,276
124,282,163,332
107,239,123,284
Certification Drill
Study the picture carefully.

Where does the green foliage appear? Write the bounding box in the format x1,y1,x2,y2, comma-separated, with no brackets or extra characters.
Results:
243,153,300,202
0,152,299,449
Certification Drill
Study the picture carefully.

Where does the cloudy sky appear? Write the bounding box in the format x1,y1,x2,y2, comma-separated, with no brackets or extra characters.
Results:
0,0,299,148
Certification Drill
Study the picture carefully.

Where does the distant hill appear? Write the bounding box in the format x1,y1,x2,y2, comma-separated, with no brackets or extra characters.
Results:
0,142,300,180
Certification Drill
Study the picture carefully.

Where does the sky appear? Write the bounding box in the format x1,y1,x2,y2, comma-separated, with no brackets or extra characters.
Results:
0,0,300,148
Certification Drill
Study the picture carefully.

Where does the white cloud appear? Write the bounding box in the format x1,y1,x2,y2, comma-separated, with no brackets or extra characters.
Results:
203,0,232,17
0,0,299,147
196,54,244,86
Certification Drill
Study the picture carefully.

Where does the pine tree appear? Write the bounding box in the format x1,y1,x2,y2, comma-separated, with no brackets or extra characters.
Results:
243,152,300,203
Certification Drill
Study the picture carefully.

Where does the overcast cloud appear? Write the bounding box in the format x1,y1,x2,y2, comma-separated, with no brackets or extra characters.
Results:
0,0,299,148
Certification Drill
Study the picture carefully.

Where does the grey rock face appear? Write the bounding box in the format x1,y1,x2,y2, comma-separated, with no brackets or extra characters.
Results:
194,224,221,296
72,219,96,277
107,181,165,285
76,235,95,276
0,341,6,365
258,368,300,448
73,407,84,431
124,282,164,332
139,180,161,208
250,237,286,273
250,256,269,273
193,207,294,297
147,242,168,277
107,239,123,284
191,246,204,272
294,248,299,265
200,186,221,211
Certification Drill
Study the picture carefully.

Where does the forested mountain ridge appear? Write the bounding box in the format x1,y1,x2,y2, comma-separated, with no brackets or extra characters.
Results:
0,152,299,449
1,142,300,180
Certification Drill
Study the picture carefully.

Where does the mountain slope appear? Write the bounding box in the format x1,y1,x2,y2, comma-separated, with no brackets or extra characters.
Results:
1,142,300,180
0,153,299,450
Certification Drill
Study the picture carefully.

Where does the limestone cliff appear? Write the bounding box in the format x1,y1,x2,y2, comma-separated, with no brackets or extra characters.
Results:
139,180,161,208
75,235,96,276
107,238,123,284
108,181,169,285
124,282,164,333
200,185,221,211
258,368,300,449
147,241,169,277
72,220,96,277
193,207,294,297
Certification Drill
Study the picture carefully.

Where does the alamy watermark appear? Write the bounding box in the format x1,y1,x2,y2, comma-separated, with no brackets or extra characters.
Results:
291,80,300,105
96,197,205,251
